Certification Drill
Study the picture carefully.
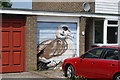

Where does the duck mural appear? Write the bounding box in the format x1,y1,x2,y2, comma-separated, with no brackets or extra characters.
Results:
37,24,77,70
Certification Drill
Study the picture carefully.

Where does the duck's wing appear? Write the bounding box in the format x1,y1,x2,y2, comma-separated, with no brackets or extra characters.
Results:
41,39,68,59
37,39,53,54
50,39,68,56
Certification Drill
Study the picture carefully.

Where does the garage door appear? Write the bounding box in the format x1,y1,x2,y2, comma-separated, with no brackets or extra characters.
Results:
2,21,25,73
37,22,78,67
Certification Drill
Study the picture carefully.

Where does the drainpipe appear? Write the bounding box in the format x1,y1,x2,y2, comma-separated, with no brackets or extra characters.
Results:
118,18,120,48
118,2,120,48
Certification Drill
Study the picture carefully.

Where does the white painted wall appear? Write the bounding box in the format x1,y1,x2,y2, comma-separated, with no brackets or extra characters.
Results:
95,0,120,14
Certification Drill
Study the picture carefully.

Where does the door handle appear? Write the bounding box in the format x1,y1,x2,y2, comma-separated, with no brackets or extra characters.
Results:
111,64,116,66
92,62,95,64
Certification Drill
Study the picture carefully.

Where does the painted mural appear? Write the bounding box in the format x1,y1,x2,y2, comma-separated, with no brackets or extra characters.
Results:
37,22,77,70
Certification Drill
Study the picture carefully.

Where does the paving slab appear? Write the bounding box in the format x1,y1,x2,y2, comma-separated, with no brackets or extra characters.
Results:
30,70,65,78
2,72,45,78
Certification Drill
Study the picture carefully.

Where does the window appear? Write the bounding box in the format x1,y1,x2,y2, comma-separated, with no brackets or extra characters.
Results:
94,19,118,45
108,21,118,25
104,49,120,60
94,20,104,43
107,27,118,43
83,48,104,59
107,20,118,44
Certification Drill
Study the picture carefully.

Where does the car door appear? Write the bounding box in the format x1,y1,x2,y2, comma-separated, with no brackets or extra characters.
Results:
102,48,120,78
90,48,120,79
77,48,105,78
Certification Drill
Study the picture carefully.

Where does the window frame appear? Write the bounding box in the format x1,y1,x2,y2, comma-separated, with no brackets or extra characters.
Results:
93,19,104,44
107,26,118,44
93,19,119,46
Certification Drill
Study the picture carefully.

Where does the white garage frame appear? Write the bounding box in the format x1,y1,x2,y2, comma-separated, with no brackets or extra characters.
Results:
37,16,80,56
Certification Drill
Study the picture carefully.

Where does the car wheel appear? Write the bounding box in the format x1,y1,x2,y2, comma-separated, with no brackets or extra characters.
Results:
113,74,120,80
66,65,76,79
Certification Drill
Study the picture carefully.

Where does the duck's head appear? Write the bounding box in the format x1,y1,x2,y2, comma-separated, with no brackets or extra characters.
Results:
56,25,74,39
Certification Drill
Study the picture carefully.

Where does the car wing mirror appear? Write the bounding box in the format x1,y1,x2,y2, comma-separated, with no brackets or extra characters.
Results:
80,55,84,59
79,55,84,62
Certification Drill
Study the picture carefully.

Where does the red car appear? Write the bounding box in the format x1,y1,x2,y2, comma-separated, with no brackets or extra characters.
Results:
62,46,120,80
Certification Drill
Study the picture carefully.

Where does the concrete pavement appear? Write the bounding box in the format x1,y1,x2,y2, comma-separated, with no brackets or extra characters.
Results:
1,70,66,80
1,70,92,80
30,70,65,78
2,72,46,78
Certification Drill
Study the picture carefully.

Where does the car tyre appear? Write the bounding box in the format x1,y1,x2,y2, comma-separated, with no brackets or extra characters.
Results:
66,65,76,79
113,74,120,80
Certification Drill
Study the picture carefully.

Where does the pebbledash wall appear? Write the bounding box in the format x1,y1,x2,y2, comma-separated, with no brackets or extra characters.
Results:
25,16,37,71
32,2,95,12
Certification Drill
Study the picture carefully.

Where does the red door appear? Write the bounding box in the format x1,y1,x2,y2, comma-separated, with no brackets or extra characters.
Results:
2,21,25,73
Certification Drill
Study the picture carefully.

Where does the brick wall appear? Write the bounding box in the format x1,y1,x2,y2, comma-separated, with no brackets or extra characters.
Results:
79,17,86,54
79,17,94,54
25,16,37,71
32,2,95,13
85,18,94,51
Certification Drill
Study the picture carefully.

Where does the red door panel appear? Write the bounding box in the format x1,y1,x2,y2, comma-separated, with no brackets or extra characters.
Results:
2,31,10,47
13,31,21,47
13,51,21,65
2,51,10,66
2,21,25,73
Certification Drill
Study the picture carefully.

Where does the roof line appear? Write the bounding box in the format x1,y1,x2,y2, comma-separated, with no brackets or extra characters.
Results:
1,8,120,16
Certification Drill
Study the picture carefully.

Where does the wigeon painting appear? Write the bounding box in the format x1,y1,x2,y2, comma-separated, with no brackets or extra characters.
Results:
37,22,77,69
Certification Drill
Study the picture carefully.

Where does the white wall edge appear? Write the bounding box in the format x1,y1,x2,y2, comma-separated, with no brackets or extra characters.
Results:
37,16,79,22
0,9,119,19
